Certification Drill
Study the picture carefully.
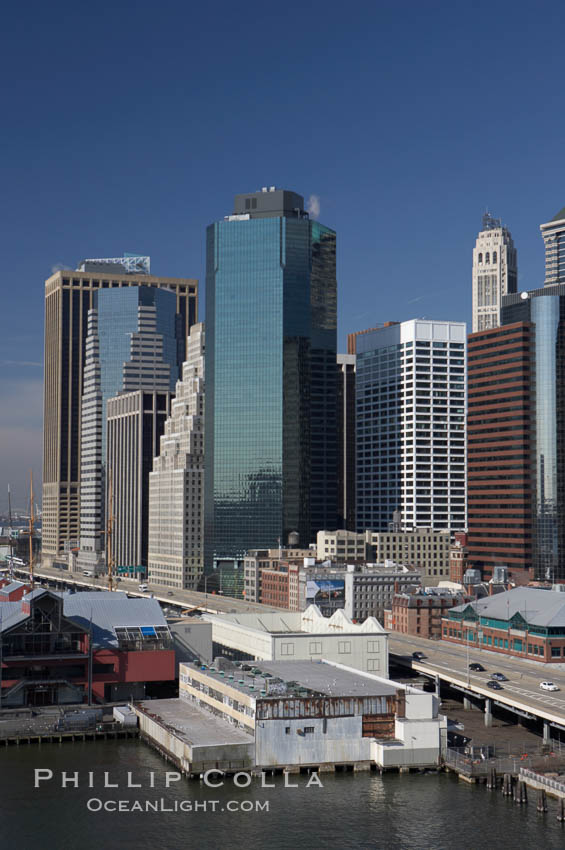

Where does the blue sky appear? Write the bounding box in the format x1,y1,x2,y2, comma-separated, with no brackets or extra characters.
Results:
1,0,563,509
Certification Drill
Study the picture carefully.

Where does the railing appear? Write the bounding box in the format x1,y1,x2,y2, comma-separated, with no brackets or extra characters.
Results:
520,767,565,795
0,709,119,739
444,745,565,778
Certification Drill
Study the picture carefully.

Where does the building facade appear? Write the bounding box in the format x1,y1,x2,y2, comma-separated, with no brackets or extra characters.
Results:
355,320,467,534
337,353,356,530
43,257,197,566
316,529,369,562
178,658,445,771
384,589,468,639
148,323,205,590
540,207,565,286
443,587,565,663
106,390,171,572
78,286,184,573
344,565,421,622
466,322,533,583
204,188,337,592
0,588,174,706
502,285,565,582
243,547,313,603
203,606,389,676
366,529,451,580
449,532,468,584
472,212,517,332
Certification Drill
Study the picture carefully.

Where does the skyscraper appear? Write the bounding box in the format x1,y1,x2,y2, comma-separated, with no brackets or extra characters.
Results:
466,321,533,584
472,212,517,332
204,188,337,590
42,257,197,566
541,207,565,285
77,286,185,573
355,319,467,533
501,283,565,582
337,353,356,530
107,389,172,572
148,323,205,590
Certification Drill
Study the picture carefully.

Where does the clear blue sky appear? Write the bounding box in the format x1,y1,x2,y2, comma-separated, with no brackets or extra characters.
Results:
1,0,563,510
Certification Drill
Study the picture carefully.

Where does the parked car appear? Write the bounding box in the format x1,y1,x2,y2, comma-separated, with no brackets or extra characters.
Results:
412,651,426,660
469,663,485,672
540,681,559,692
486,680,503,690
491,672,508,681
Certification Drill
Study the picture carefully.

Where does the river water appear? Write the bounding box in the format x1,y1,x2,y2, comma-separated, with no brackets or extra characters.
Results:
0,739,564,850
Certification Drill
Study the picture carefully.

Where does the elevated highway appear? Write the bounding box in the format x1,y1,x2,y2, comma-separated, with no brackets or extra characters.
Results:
12,565,282,617
389,632,565,734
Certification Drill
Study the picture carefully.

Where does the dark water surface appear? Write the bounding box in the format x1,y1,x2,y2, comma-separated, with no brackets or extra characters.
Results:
0,740,563,850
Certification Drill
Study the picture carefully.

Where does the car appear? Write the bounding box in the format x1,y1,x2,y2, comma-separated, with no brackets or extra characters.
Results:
540,681,560,692
167,591,174,596
138,584,148,592
412,651,426,660
486,680,503,690
491,672,508,682
468,663,485,672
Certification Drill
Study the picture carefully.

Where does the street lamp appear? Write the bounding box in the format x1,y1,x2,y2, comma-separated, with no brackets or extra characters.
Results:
203,571,223,599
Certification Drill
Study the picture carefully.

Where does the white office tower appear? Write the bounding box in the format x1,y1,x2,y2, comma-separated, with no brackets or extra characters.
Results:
355,319,467,534
472,212,517,332
76,309,104,573
540,206,565,286
148,323,205,589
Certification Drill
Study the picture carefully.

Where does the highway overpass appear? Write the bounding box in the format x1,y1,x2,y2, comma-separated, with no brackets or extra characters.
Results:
389,632,565,735
11,564,282,617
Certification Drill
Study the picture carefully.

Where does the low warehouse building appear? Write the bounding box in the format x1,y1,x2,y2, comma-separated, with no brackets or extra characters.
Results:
134,697,254,774
178,658,446,771
202,605,389,678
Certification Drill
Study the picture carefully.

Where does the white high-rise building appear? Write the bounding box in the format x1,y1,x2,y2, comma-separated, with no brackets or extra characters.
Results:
540,206,565,286
472,212,517,332
355,319,467,534
148,323,205,589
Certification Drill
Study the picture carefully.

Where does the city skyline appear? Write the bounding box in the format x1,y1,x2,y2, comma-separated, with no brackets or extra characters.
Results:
3,1,565,505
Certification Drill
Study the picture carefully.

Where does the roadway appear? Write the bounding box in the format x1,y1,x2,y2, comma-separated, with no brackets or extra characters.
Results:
389,632,565,728
13,564,281,617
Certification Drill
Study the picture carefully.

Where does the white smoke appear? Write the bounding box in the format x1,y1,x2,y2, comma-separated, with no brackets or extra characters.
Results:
51,262,72,274
307,194,321,219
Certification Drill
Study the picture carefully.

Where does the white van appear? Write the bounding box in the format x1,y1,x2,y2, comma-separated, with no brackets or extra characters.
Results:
138,584,148,592
83,570,93,577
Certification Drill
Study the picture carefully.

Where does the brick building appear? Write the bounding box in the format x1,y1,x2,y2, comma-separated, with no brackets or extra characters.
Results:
384,590,468,639
466,322,533,583
442,587,565,663
260,562,301,610
449,532,468,584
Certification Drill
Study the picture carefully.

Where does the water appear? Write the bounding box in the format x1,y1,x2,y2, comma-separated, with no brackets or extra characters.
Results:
0,740,564,850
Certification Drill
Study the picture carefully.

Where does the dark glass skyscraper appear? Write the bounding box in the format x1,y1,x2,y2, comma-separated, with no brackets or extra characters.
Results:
502,285,565,581
204,188,337,588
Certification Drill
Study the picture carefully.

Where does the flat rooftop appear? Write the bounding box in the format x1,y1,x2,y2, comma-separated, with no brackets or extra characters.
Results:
203,605,386,635
136,698,252,747
199,660,398,699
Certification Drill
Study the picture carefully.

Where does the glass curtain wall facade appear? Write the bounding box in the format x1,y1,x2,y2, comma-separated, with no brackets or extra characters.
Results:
77,286,183,573
502,288,565,581
42,263,197,565
205,190,337,593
